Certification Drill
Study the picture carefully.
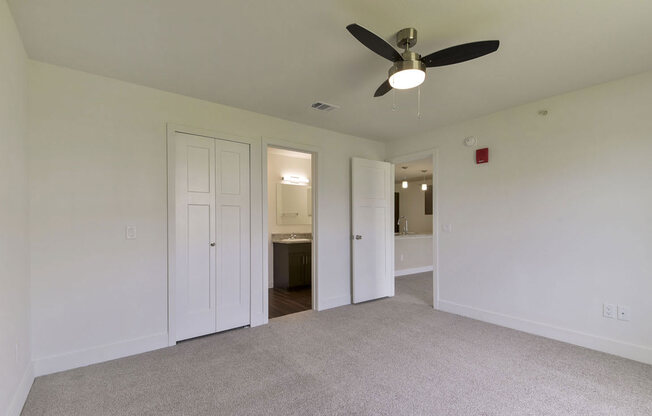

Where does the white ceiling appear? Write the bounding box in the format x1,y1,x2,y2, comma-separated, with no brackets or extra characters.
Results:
395,157,433,181
9,0,652,142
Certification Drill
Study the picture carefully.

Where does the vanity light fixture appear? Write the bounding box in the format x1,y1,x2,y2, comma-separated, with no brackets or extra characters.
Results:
421,169,428,191
281,175,309,185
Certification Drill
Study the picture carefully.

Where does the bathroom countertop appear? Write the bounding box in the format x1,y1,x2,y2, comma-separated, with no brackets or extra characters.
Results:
273,239,312,245
271,233,312,244
394,233,433,240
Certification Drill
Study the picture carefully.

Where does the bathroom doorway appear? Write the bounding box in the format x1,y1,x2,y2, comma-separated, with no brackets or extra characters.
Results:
265,146,315,319
390,151,438,308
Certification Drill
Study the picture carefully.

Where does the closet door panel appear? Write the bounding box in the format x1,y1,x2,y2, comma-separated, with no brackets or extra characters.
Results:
175,133,216,341
215,140,251,331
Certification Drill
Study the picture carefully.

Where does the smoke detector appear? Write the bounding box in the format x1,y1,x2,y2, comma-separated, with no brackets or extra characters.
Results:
464,137,478,147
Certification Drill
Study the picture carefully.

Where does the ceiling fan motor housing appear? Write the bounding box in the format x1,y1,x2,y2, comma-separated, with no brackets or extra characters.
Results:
390,31,426,87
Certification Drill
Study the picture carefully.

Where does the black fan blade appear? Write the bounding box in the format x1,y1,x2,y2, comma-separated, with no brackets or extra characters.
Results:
421,40,499,68
347,24,403,62
374,79,392,97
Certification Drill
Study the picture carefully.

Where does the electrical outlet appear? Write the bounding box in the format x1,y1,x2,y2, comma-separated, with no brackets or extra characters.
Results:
617,305,631,321
603,303,616,319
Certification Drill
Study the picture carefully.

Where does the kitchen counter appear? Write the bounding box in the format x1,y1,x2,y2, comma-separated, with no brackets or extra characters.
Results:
395,233,433,276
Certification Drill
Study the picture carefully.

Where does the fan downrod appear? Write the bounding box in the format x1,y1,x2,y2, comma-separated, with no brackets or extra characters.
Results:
396,28,417,49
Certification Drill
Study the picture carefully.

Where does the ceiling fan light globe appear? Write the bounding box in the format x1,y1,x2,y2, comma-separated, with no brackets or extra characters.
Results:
388,59,426,90
389,69,425,89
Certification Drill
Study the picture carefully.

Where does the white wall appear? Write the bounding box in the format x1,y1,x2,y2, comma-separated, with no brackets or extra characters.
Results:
0,2,32,414
267,150,312,287
396,179,433,234
387,71,652,364
27,61,384,375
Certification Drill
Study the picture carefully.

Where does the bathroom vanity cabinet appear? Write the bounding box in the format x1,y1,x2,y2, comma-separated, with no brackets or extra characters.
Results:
273,242,311,289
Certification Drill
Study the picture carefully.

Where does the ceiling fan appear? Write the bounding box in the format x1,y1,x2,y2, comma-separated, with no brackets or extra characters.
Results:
346,24,499,97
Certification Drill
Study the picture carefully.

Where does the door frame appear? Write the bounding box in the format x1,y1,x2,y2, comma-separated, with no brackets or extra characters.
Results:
166,124,264,346
262,137,321,315
388,148,440,309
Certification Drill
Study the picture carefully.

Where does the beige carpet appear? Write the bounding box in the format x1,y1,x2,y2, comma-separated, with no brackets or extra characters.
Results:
22,273,652,415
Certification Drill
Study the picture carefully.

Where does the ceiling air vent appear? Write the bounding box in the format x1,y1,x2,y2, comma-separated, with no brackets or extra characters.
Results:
311,102,340,112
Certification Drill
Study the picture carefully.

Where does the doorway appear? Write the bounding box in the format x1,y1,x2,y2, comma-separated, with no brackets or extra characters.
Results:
266,147,315,318
390,151,438,308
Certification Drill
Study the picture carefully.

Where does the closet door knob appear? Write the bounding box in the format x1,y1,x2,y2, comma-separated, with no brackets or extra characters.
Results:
210,242,216,247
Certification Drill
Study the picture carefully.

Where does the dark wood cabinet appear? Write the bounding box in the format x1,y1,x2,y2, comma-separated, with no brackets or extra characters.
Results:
395,192,400,233
273,242,311,289
425,185,433,215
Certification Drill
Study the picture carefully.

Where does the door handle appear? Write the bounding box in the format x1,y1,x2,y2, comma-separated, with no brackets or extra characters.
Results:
210,242,216,247
354,235,362,240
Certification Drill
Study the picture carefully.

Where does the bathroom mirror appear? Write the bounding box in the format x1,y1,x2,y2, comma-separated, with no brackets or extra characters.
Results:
277,183,312,225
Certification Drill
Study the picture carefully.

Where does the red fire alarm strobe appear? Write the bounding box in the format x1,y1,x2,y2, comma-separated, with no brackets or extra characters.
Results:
476,147,489,164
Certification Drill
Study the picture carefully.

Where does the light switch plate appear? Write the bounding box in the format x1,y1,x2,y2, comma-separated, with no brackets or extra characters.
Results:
125,226,137,240
603,303,616,319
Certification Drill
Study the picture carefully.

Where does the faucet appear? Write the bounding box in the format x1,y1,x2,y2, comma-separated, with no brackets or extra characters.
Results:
289,233,297,240
397,216,408,234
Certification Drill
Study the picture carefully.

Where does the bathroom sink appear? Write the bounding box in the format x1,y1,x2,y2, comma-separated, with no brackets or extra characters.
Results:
278,238,312,244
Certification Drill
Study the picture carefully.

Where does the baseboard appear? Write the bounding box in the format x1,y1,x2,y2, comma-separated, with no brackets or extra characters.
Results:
6,361,34,416
438,300,652,365
394,266,433,277
318,294,351,311
33,332,168,376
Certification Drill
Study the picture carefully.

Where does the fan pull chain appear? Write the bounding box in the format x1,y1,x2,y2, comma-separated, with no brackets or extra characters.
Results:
392,89,397,111
417,87,422,119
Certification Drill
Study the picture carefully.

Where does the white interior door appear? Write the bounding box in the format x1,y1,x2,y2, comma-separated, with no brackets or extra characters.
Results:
175,132,250,341
175,133,217,340
215,139,250,332
351,157,394,303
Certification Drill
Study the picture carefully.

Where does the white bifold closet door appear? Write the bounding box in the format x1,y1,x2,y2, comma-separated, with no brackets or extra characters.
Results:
175,132,250,341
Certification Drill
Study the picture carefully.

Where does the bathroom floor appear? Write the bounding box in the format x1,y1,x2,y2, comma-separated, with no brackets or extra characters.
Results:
268,286,312,318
